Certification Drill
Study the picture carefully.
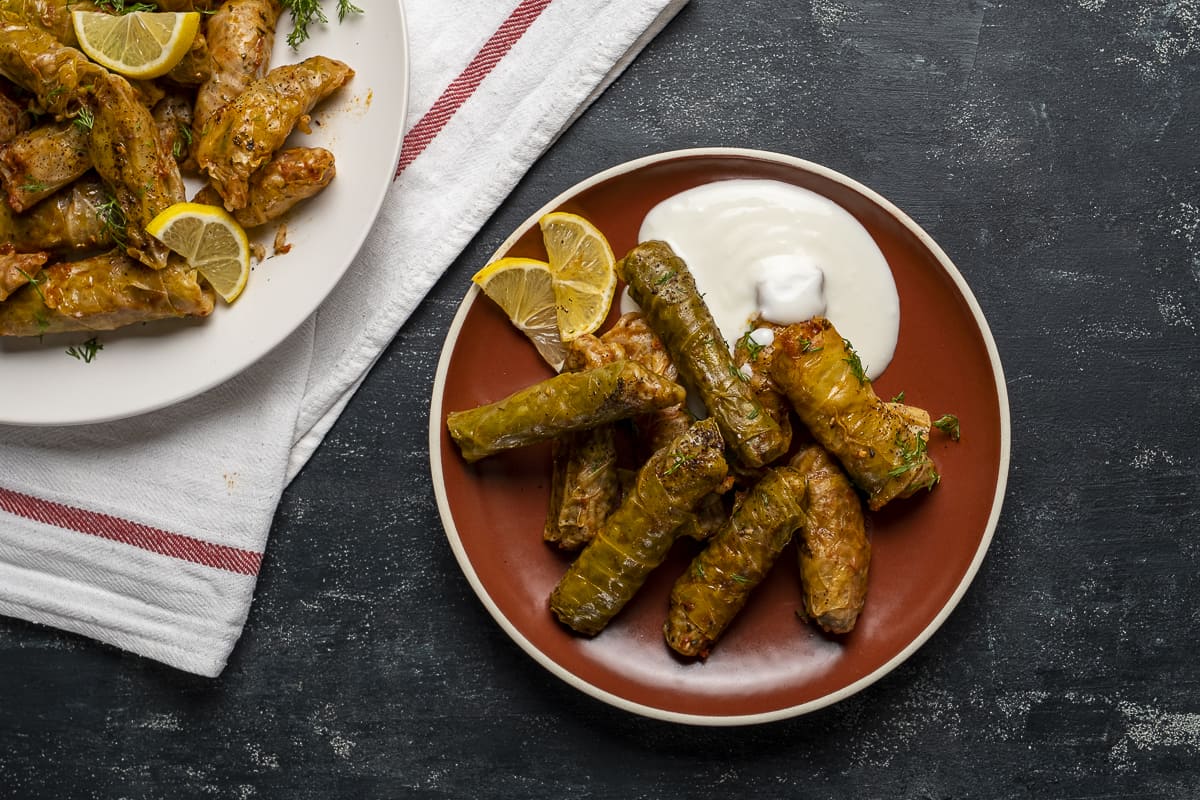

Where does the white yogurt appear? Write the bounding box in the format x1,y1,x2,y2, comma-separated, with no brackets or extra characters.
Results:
626,178,900,379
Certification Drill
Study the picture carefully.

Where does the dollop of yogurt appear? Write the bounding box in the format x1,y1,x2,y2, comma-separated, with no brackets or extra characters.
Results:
626,178,900,379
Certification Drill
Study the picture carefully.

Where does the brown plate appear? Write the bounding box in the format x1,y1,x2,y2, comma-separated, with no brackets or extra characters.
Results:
429,148,1010,725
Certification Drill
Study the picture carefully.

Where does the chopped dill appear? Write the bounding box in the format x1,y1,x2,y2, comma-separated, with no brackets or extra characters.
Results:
739,330,765,361
655,270,676,286
172,123,193,159
888,430,930,478
796,336,821,354
933,413,961,441
891,390,906,403
95,0,160,12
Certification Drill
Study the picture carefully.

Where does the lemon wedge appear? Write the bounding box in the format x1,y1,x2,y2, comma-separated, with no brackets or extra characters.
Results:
72,10,200,80
538,211,617,341
472,257,565,371
146,202,251,303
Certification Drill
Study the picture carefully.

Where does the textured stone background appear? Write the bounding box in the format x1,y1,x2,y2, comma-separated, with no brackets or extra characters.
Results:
2,1,1198,797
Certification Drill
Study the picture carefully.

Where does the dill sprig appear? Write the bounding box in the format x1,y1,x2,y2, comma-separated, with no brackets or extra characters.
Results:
664,451,693,476
891,390,906,403
16,268,45,303
842,338,867,385
73,106,94,132
20,177,50,194
96,193,127,245
283,0,363,48
66,337,103,363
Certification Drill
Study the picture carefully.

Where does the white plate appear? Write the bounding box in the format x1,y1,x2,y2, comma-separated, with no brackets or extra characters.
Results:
0,1,409,426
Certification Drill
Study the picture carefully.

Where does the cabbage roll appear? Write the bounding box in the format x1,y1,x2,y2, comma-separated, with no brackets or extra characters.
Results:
618,240,789,468
790,445,870,635
0,120,91,211
446,360,686,463
550,417,729,636
0,250,214,336
0,177,113,254
664,466,807,657
191,0,282,134
191,147,335,228
769,318,939,510
0,20,99,117
196,55,352,211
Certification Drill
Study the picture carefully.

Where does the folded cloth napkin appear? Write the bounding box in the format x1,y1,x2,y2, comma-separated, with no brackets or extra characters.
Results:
0,0,688,677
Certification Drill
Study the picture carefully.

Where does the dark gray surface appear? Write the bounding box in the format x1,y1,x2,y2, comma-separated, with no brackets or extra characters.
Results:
3,1,1198,797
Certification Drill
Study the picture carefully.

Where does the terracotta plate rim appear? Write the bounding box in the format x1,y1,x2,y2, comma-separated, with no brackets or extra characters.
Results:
428,147,1012,726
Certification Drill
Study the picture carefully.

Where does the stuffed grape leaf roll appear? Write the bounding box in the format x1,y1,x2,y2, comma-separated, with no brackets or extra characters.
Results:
550,417,729,636
618,241,789,469
446,359,686,463
664,466,807,657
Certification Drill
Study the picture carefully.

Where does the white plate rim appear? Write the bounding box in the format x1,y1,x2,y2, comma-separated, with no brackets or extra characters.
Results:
428,146,1012,726
0,1,410,426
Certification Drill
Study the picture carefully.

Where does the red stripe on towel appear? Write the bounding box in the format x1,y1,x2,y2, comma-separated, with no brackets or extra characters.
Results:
0,486,262,576
395,0,554,176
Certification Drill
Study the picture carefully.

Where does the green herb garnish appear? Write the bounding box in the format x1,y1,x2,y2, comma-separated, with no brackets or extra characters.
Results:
66,337,103,363
283,0,363,48
797,336,821,354
933,414,961,441
664,452,691,475
739,330,765,361
891,390,905,403
172,123,193,159
887,430,937,489
843,338,867,385
97,193,127,245
20,178,50,194
94,0,159,13
16,268,46,304
72,106,94,132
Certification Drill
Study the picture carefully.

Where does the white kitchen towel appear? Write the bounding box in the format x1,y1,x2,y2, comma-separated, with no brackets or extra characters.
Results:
0,0,688,677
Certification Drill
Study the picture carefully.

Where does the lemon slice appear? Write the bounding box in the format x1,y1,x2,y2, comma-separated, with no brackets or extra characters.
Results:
72,10,200,80
538,212,617,341
146,202,251,303
472,257,565,371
